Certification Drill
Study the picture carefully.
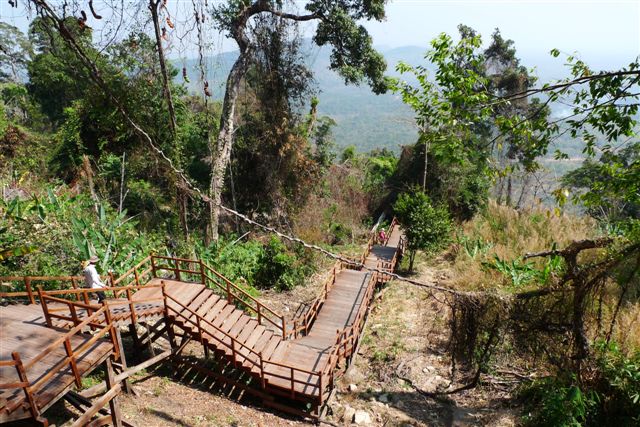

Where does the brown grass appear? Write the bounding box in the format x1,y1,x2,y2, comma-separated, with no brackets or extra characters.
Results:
445,200,639,355
447,200,599,291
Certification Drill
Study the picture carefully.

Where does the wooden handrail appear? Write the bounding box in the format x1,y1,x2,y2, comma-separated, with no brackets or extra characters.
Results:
199,262,287,338
24,305,110,370
111,256,151,286
152,254,201,263
164,289,321,389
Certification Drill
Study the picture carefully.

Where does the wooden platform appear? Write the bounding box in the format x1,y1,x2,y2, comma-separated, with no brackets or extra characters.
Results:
0,219,405,420
0,304,114,424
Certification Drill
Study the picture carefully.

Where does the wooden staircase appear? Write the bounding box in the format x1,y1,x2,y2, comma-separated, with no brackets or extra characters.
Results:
3,218,405,420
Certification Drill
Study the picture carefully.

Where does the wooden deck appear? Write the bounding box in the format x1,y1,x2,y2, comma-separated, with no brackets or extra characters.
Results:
0,219,405,420
0,304,114,424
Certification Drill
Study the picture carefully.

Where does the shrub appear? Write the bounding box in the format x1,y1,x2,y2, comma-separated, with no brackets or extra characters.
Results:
393,189,452,270
254,236,311,291
520,342,640,426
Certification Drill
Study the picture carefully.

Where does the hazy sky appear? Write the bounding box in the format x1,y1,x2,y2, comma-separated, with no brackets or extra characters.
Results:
2,0,638,70
361,0,639,65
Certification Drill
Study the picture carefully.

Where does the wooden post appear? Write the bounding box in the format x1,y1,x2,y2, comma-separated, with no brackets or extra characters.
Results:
70,304,79,326
133,268,140,287
126,288,136,327
162,282,177,351
114,328,134,394
174,258,181,281
281,317,287,340
150,255,157,278
290,367,294,398
64,338,82,388
108,271,116,287
257,304,262,326
226,281,231,303
38,288,52,328
25,276,34,304
13,352,48,426
104,358,123,427
199,260,206,285
260,352,265,388
231,339,236,367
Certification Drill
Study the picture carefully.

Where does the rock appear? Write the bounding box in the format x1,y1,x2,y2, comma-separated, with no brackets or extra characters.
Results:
422,366,435,373
353,410,372,425
378,393,389,403
343,405,356,422
348,383,358,392
421,375,451,393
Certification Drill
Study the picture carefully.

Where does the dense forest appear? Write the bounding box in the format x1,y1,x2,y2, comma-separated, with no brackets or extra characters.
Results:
1,0,639,425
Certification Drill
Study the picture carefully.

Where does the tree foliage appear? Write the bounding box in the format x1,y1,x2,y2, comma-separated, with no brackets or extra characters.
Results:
393,189,451,271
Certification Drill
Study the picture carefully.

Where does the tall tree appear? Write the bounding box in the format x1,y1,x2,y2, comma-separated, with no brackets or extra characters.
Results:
0,22,33,82
207,0,389,240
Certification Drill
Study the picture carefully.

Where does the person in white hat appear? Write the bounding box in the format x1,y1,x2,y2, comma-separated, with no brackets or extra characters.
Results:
83,255,107,303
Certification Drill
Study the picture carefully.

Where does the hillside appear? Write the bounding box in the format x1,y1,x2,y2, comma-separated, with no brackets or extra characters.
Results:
175,44,425,152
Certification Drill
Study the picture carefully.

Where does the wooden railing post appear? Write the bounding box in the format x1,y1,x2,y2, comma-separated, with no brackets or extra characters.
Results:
226,281,232,304
199,260,206,285
260,352,266,388
290,366,295,398
108,271,116,287
69,303,79,326
25,276,34,304
126,288,136,326
12,352,42,422
257,304,262,326
103,303,120,361
64,338,82,388
133,268,140,287
281,317,287,340
161,281,168,313
150,255,157,278
231,339,236,367
38,288,52,327
174,259,181,281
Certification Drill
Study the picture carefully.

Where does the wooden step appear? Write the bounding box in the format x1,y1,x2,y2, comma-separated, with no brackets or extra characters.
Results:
196,293,221,316
211,305,235,329
252,331,275,355
219,309,244,334
261,336,282,360
204,299,228,323
228,315,251,339
188,289,214,313
244,326,267,349
236,319,259,342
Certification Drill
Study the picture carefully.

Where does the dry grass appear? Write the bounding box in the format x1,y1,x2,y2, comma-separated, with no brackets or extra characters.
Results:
445,200,639,356
447,200,599,291
611,302,640,354
292,164,370,245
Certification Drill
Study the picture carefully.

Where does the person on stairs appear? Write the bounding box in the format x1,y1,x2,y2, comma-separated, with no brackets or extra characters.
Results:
83,255,107,303
378,228,387,245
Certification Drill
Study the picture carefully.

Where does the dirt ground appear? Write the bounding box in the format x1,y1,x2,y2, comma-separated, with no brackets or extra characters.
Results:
32,257,523,427
320,257,521,426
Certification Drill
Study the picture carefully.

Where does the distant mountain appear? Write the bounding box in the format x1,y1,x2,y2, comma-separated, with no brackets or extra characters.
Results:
175,44,427,153
174,44,626,154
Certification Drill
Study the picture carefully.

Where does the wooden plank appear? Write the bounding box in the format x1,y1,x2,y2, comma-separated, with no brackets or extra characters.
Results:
228,315,251,338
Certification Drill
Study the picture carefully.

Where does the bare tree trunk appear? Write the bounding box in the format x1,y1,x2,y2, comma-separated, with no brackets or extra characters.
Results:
422,138,429,191
208,52,250,242
82,155,99,215
118,152,127,213
150,0,192,237
149,0,177,134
